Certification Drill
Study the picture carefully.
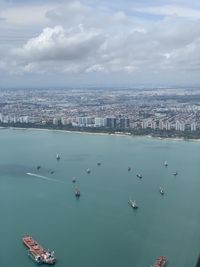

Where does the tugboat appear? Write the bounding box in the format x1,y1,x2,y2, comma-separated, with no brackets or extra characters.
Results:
159,187,165,195
173,171,178,176
75,188,80,197
23,235,56,265
128,167,131,172
128,199,138,209
151,256,167,267
136,173,142,179
56,154,60,160
72,177,76,183
86,168,91,174
164,161,168,167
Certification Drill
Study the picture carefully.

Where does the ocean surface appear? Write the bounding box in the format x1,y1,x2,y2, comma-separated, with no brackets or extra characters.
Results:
0,128,200,267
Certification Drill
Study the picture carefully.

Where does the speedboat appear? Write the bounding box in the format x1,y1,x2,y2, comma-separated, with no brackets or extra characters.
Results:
72,177,76,183
164,161,168,167
56,154,60,160
128,167,131,172
172,172,178,176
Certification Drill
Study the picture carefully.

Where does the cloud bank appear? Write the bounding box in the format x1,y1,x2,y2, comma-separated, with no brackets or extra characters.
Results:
0,0,200,86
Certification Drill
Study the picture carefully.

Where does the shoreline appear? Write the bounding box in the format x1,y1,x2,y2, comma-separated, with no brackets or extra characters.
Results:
8,127,132,137
1,126,200,142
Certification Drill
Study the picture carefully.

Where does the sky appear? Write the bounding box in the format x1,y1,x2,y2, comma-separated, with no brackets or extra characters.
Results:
0,0,200,88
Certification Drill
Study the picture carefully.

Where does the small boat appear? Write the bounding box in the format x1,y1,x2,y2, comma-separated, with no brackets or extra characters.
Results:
164,161,168,167
86,168,91,174
37,166,41,170
72,177,76,183
75,188,80,197
151,256,167,267
97,162,101,166
50,171,54,174
128,167,131,172
56,154,60,160
136,173,142,179
172,172,178,176
128,199,138,209
159,187,164,195
28,250,42,264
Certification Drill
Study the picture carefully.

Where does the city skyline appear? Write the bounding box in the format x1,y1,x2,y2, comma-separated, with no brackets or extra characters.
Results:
0,0,200,88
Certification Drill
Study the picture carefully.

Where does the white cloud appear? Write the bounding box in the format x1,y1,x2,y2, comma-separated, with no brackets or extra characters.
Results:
14,25,104,61
1,0,200,86
0,5,56,26
86,64,104,73
134,5,200,19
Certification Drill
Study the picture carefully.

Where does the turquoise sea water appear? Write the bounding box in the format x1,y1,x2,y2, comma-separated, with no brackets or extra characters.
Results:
0,128,200,267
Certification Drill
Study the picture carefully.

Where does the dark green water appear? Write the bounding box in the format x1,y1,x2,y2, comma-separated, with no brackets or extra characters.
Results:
0,129,200,267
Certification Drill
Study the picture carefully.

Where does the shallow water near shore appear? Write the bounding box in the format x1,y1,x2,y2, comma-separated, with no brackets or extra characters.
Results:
0,128,200,267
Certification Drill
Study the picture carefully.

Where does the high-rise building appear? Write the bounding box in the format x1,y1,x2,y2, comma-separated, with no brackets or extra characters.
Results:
191,122,197,131
53,118,58,125
175,121,185,131
78,117,93,127
106,117,117,128
94,118,107,127
118,118,130,129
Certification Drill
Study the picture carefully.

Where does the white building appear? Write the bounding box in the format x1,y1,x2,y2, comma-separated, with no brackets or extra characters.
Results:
191,122,197,131
175,121,185,131
53,118,58,125
94,118,107,127
78,117,93,127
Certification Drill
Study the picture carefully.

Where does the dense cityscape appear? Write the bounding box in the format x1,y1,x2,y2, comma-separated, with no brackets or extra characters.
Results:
1,87,200,138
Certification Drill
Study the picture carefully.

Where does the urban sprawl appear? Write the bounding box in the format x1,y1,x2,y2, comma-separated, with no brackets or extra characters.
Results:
1,88,200,138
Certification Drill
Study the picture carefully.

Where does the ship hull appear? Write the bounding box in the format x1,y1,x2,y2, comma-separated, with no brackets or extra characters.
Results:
23,235,55,265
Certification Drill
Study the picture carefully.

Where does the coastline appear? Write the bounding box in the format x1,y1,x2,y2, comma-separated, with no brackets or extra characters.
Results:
8,126,132,137
1,126,200,142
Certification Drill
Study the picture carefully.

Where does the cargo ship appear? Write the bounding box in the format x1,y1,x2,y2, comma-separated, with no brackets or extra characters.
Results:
151,256,167,267
23,235,56,265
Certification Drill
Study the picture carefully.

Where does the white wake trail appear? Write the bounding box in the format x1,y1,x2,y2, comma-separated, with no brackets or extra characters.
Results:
26,173,66,184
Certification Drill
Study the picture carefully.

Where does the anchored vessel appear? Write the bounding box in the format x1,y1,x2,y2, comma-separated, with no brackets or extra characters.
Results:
151,256,167,267
86,168,91,174
128,199,138,209
159,187,164,195
23,235,56,265
164,161,168,167
28,250,42,264
136,173,142,179
75,188,81,197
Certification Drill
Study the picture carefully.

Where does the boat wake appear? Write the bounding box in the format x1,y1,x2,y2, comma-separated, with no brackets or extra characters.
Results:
26,173,66,184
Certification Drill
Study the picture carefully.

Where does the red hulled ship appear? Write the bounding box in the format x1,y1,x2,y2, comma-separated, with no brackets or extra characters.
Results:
151,256,167,267
23,235,56,265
